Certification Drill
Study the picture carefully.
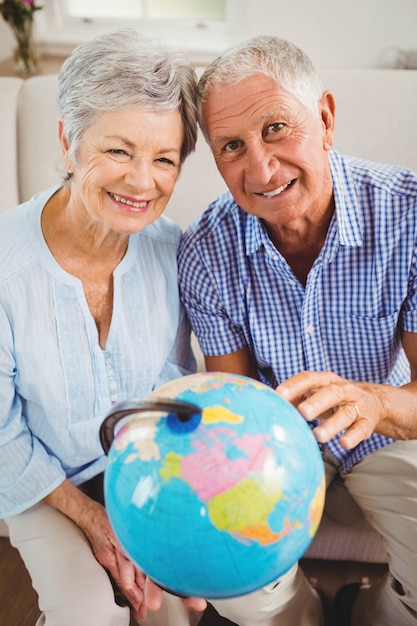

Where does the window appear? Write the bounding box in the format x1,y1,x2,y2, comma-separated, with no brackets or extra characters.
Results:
37,0,248,65
65,0,226,21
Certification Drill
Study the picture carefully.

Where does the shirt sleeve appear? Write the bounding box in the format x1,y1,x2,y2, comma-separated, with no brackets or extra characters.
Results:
402,238,417,332
0,304,65,518
178,228,247,358
153,303,197,387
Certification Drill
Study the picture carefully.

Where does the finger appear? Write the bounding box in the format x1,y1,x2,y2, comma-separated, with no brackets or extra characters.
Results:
144,577,164,611
338,418,374,449
133,603,148,622
277,371,341,405
312,403,362,443
297,382,354,422
182,596,207,612
115,550,136,591
144,578,207,614
114,552,145,614
134,566,147,590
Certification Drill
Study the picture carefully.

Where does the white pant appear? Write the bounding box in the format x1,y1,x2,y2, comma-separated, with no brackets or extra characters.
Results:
5,439,417,626
6,502,130,626
142,564,322,626
342,440,417,625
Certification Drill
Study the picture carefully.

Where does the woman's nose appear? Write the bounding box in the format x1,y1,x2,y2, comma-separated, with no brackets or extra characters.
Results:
124,158,155,191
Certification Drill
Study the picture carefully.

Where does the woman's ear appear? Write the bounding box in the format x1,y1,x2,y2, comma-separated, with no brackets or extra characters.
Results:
58,120,74,175
320,91,336,151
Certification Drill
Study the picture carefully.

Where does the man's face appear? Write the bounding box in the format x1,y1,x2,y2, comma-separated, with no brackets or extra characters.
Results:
203,74,335,230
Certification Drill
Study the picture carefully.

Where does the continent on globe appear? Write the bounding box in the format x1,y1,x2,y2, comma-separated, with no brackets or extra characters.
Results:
100,372,325,599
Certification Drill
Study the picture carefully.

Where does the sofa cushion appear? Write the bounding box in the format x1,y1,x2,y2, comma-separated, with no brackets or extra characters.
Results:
17,74,66,204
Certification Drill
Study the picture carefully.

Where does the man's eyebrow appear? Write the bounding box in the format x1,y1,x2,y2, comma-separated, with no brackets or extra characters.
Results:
211,134,237,145
259,108,287,123
210,108,287,145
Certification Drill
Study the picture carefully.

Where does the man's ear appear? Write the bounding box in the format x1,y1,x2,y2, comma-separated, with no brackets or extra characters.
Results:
58,120,74,174
320,91,336,151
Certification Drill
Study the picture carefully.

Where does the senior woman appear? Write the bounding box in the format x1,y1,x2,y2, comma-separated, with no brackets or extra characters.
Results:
0,29,204,625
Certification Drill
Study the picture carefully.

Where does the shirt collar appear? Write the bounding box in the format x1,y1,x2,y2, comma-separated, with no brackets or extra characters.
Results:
245,213,268,255
329,149,363,247
243,149,363,256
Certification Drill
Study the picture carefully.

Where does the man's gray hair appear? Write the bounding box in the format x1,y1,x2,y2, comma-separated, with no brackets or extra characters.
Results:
58,28,198,163
198,35,324,137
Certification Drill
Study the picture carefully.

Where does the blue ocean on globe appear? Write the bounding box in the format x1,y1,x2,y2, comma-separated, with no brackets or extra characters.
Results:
102,372,325,599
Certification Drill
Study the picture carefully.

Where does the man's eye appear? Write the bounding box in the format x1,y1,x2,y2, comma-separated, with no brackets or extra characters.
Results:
224,140,242,153
265,122,285,135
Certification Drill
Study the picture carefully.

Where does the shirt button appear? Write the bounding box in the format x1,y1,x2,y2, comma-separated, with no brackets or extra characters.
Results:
288,279,297,286
306,324,314,334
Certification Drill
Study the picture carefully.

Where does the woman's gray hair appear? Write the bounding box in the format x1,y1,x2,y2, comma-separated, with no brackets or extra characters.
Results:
58,28,198,163
198,35,324,137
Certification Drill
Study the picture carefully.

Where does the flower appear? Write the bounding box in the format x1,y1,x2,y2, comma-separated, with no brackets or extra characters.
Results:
0,0,43,73
0,0,42,29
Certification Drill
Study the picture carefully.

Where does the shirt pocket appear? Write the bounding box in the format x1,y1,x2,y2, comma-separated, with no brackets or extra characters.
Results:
342,311,402,382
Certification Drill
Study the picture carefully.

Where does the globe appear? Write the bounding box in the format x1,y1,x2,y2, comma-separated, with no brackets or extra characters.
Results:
100,372,325,599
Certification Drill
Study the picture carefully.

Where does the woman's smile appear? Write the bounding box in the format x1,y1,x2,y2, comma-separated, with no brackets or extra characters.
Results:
108,191,149,211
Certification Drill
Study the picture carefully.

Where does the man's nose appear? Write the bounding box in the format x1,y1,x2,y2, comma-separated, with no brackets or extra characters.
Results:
244,143,280,185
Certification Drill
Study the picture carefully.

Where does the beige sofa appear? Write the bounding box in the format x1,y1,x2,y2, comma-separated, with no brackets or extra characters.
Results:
1,68,417,561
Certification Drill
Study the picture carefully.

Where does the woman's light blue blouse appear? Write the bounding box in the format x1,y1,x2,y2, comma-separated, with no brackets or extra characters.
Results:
0,187,195,517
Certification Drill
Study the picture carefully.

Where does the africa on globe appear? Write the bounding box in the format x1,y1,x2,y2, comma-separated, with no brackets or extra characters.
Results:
100,372,325,599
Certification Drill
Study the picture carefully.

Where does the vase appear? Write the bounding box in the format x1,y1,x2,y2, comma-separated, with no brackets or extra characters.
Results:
13,18,40,74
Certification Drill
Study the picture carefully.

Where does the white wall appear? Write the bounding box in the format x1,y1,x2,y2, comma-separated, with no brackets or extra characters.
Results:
0,21,15,61
0,0,416,69
244,0,417,69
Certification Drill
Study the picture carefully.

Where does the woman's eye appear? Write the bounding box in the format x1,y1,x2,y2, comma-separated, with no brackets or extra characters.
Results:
157,157,175,166
108,149,130,161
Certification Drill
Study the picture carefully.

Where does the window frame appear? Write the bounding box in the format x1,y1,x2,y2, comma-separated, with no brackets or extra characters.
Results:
36,0,249,65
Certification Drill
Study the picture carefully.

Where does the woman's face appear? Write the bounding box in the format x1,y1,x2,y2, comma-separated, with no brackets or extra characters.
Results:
60,108,184,234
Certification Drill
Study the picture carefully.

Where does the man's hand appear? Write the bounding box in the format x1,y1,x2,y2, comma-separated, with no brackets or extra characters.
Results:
276,371,417,448
145,577,207,614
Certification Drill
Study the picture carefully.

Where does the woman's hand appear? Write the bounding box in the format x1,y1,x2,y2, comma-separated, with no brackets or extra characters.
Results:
276,371,417,448
44,481,147,620
78,499,147,620
45,480,207,620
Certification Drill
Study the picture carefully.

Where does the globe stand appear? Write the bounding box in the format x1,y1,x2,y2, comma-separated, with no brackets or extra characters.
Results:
100,398,202,454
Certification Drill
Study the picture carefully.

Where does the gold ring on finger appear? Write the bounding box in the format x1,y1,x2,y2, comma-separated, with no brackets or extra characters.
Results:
340,402,360,420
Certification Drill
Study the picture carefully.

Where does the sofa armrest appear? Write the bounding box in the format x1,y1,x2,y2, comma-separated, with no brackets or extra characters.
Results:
0,77,23,212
